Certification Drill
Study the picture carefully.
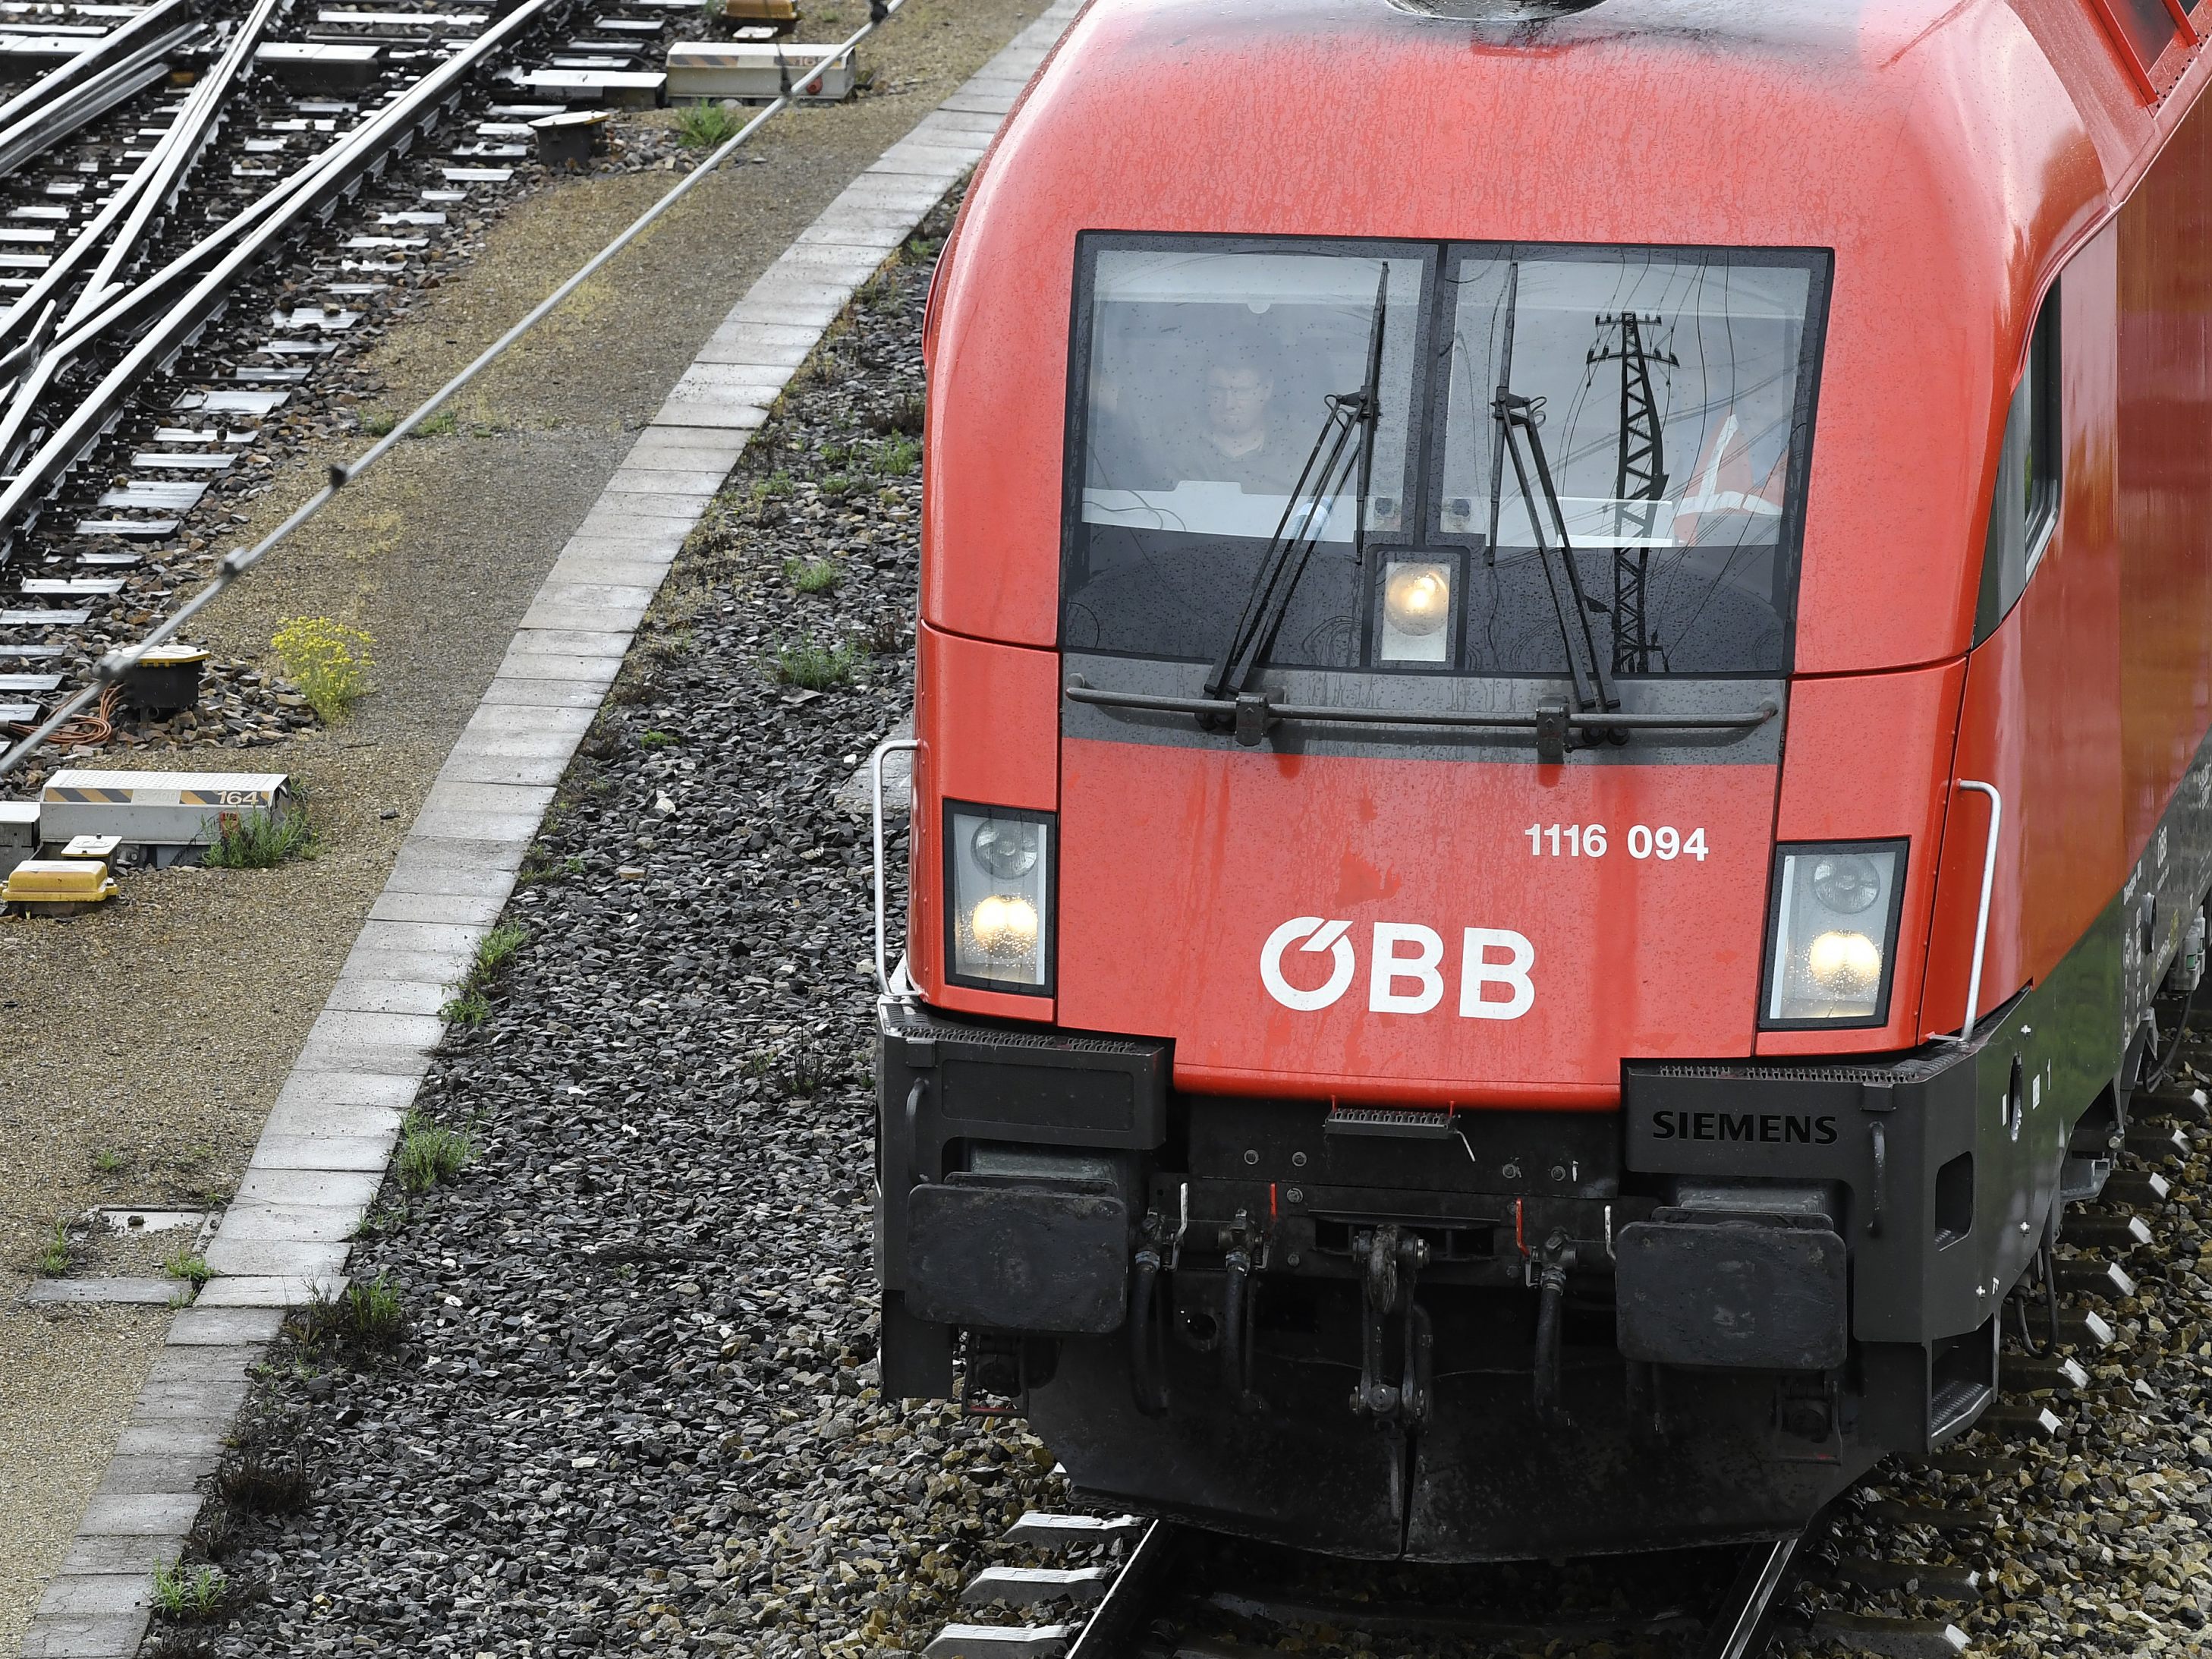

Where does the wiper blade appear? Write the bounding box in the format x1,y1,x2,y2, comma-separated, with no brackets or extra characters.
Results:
1067,677,1777,757
1204,265,1390,705
1493,386,1619,718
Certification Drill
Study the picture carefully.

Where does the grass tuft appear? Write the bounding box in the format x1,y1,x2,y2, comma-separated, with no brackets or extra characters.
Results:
291,1275,406,1356
873,434,920,477
784,556,842,595
677,100,743,148
410,408,458,439
202,804,315,869
639,729,678,748
165,1250,212,1288
150,1563,228,1623
359,408,397,438
33,1220,74,1277
770,635,859,691
395,1110,474,1195
439,922,528,1025
216,1450,310,1516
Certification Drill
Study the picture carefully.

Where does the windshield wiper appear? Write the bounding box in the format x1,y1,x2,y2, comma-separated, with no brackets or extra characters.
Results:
1203,265,1389,707
1493,386,1620,723
1066,676,1779,757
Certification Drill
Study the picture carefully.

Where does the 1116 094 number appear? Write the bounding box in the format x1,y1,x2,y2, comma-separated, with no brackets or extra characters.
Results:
1526,823,1707,861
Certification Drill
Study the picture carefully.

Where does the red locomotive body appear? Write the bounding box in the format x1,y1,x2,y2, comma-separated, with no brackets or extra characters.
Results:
872,0,2212,1559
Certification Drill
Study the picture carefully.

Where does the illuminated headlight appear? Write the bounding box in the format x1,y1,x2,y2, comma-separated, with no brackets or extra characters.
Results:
1378,559,1452,663
1762,842,1905,1027
946,804,1053,993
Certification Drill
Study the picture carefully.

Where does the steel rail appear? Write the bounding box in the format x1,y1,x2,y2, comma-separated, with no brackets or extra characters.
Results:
0,0,586,528
0,0,283,381
0,0,202,177
0,0,908,779
65,0,288,329
0,29,196,180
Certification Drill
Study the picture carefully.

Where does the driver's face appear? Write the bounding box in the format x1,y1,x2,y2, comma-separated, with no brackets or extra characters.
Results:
1204,364,1273,439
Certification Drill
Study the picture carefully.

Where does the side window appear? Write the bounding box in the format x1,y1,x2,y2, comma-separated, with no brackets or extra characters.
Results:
1975,294,2061,642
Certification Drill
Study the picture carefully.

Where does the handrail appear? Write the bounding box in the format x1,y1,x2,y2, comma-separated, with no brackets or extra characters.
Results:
871,735,920,996
1934,779,2002,1047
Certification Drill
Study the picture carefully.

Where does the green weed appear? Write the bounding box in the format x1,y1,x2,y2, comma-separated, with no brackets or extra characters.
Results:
677,100,742,148
784,557,841,595
202,804,315,869
770,636,859,691
164,1251,212,1288
639,730,678,748
411,409,458,439
92,1147,127,1175
359,408,397,438
150,1563,228,1623
33,1220,74,1277
396,1110,474,1195
291,1276,405,1355
873,435,920,477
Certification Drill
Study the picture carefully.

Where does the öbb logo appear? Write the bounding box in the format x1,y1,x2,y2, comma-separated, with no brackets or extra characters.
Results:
1260,918,1536,1019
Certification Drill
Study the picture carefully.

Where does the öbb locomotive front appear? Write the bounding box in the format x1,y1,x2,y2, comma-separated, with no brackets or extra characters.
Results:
870,0,2212,1560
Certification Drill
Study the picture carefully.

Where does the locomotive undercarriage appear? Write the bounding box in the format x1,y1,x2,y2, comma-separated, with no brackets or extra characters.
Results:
873,1001,2018,1558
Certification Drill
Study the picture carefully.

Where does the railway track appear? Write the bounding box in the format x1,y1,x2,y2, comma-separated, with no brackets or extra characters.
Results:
0,0,715,770
917,1059,2212,1658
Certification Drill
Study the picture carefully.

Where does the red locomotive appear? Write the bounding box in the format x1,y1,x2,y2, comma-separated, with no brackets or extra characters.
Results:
871,0,2212,1559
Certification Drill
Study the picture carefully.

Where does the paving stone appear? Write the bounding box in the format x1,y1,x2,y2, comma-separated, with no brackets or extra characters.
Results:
60,1533,184,1576
144,1346,259,1387
368,889,510,926
203,1236,351,1278
245,1133,397,1173
289,1037,437,1080
436,748,573,788
193,1275,341,1309
574,489,715,524
481,674,622,710
321,976,454,1017
306,1009,446,1052
114,1421,231,1458
98,1454,218,1495
166,1305,286,1346
79,1494,202,1535
505,626,640,657
235,1166,385,1208
212,1202,363,1244
35,1576,153,1617
489,649,626,686
22,1277,178,1306
335,945,477,986
20,1607,152,1656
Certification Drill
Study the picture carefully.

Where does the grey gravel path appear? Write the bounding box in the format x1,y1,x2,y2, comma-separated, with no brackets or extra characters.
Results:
16,7,1081,1655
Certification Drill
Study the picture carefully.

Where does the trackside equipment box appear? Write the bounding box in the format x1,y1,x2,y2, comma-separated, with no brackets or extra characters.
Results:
40,771,290,849
665,42,855,101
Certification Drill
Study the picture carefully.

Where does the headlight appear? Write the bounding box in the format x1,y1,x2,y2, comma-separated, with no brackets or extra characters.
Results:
946,804,1053,993
1378,559,1452,663
1763,841,1905,1026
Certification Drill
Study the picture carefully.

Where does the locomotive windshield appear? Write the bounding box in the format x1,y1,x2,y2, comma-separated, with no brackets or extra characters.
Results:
1063,236,1829,678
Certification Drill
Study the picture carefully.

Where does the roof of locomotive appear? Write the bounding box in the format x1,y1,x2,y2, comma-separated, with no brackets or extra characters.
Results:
920,0,2205,672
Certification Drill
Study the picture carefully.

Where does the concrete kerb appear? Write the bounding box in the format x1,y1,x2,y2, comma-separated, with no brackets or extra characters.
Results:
17,10,1076,1651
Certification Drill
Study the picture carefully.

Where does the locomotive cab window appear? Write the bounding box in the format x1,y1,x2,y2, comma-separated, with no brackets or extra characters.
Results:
1062,235,1830,679
1975,294,2060,642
